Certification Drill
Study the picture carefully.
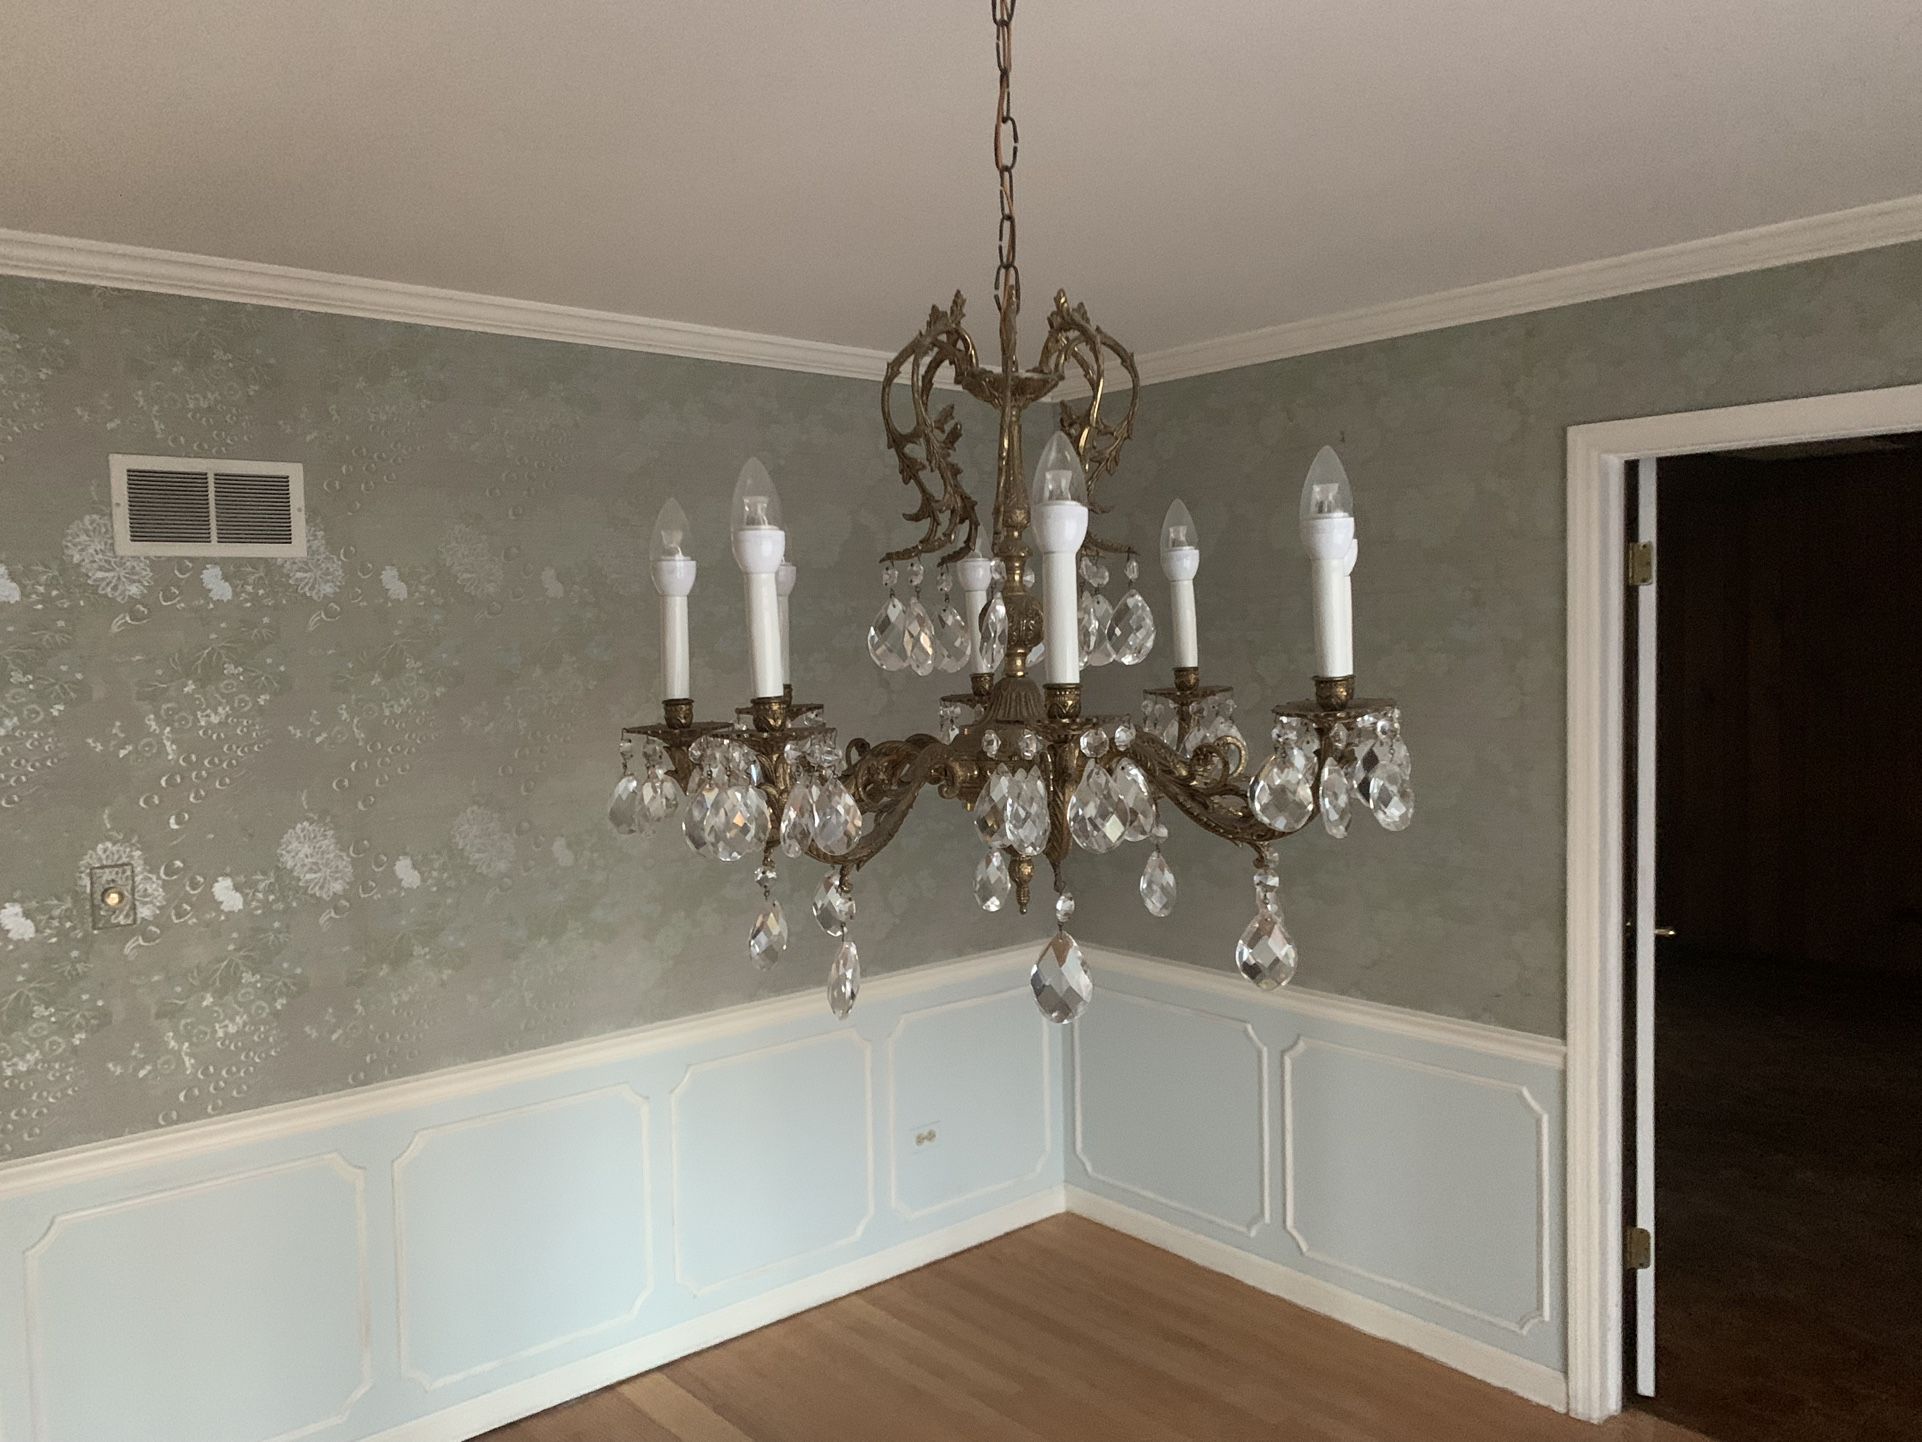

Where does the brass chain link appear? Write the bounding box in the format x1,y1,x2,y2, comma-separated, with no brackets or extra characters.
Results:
991,0,1020,320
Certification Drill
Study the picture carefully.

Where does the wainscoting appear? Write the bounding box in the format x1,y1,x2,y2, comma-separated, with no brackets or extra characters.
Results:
0,945,1571,1441
1065,950,1569,1410
0,949,1062,1442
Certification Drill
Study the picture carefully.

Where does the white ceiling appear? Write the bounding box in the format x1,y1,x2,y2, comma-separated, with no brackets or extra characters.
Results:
3,1,1921,358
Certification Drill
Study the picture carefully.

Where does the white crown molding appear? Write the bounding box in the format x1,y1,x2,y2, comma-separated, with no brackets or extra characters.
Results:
1132,192,1922,386
0,226,901,383
7,195,1921,393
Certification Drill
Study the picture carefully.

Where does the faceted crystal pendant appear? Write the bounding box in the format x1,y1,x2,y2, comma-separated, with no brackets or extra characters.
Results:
1319,758,1352,838
1140,695,1179,746
1107,588,1156,666
1002,767,1051,857
779,777,818,858
828,938,861,1019
1031,930,1094,1024
682,776,726,858
812,872,854,936
933,603,972,674
1139,847,1177,917
1235,911,1298,990
690,735,762,786
866,592,911,672
980,591,1009,671
974,848,1012,912
1078,588,1116,667
710,784,769,863
748,897,788,970
607,774,642,834
1110,758,1155,842
1068,763,1125,854
903,592,938,677
811,776,864,855
1369,735,1415,832
975,766,1012,845
1250,737,1317,833
637,767,683,824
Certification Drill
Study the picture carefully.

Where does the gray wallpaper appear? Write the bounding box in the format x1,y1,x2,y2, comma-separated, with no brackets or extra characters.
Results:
3,241,1921,1158
1074,241,1922,1037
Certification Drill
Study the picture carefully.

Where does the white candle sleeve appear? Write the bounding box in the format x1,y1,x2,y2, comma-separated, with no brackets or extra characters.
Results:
1042,550,1081,686
660,594,690,698
744,569,784,700
1311,552,1354,677
1169,576,1199,669
777,593,792,688
955,553,994,675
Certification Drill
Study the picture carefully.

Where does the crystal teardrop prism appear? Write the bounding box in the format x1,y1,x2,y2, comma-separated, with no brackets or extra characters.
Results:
1077,588,1116,667
1002,767,1051,857
828,938,861,1019
779,777,818,858
709,784,768,863
607,774,642,834
1235,910,1298,990
682,776,728,858
975,766,1012,845
812,872,854,936
748,897,788,969
811,776,864,855
866,592,911,671
1319,758,1352,838
1369,735,1415,831
1107,587,1156,665
903,592,938,677
1139,847,1177,917
1110,758,1155,842
933,603,972,673
1031,930,1094,1024
980,592,1009,671
1250,741,1317,833
637,768,683,824
1067,763,1125,853
974,848,1012,912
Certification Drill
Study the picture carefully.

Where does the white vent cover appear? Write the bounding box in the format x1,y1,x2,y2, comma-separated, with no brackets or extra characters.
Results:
109,455,306,557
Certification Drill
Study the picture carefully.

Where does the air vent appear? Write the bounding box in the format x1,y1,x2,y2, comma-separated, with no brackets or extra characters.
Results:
110,455,305,557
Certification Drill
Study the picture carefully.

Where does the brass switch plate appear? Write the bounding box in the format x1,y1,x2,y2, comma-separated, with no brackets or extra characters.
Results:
89,863,136,929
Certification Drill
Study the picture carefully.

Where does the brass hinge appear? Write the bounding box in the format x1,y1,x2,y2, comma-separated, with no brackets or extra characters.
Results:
1625,1225,1653,1270
1626,541,1654,587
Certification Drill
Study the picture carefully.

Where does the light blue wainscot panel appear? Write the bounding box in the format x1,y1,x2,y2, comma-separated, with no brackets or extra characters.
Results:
0,949,1064,1442
1067,951,1565,1376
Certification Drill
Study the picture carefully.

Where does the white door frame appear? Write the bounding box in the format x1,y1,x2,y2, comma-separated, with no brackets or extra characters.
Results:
1563,381,1922,1422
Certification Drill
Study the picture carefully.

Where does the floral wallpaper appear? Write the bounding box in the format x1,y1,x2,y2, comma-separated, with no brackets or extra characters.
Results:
1072,240,1922,1037
0,276,1011,1159
3,242,1921,1159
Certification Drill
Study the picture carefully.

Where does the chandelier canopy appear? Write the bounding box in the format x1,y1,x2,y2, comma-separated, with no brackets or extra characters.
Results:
610,0,1414,1023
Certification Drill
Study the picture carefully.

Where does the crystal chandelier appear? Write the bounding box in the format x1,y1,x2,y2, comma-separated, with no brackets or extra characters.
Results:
609,0,1413,1023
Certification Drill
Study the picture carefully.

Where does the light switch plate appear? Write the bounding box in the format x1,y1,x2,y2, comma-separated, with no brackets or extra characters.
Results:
89,863,136,929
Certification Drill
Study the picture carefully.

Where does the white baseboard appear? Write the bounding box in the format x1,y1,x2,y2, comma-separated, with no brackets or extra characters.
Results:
368,1185,1067,1442
1066,1187,1568,1413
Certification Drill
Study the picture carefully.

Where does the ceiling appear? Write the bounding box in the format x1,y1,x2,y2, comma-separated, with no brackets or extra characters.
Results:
4,1,1921,358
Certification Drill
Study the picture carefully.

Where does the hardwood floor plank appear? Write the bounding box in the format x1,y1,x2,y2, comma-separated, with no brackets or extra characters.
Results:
483,1215,1713,1442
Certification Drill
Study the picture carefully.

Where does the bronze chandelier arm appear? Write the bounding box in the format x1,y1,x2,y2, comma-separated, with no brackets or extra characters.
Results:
1125,735,1290,854
880,296,984,567
1046,294,1141,512
803,732,959,870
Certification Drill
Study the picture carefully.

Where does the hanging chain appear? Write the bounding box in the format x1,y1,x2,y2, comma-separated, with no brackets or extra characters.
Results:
991,0,1020,321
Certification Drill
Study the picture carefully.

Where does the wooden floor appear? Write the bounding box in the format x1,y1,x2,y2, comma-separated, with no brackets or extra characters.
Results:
485,1216,1708,1442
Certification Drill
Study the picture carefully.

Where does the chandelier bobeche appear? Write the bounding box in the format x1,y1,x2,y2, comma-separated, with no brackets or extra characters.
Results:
608,0,1413,1023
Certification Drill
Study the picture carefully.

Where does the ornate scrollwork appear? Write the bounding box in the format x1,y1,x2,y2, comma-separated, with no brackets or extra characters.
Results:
879,294,983,567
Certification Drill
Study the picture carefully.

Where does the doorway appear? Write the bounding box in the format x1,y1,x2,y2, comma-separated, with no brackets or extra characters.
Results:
1630,436,1922,1440
1562,383,1922,1424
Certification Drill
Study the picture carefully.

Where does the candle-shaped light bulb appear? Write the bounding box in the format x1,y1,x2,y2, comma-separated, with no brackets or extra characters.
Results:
651,498,697,701
1029,432,1090,686
775,559,797,691
1298,446,1357,680
1159,499,1201,670
954,533,995,677
730,458,788,701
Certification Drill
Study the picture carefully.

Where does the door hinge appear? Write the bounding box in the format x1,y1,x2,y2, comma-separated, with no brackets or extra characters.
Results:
1626,541,1654,587
1625,1225,1653,1270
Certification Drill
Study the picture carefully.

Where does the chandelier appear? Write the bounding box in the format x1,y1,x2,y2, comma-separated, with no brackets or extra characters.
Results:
608,0,1413,1024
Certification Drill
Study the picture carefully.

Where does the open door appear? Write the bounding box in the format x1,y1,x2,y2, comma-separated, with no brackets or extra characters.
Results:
1624,458,1658,1397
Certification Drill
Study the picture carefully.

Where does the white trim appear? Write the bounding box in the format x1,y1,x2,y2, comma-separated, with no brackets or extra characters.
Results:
8,195,1922,390
1279,1037,1552,1336
0,227,899,384
0,945,1034,1201
1563,382,1922,1422
361,1184,1066,1442
1065,1187,1568,1413
1092,948,1566,1070
1135,194,1922,385
1070,990,1272,1236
